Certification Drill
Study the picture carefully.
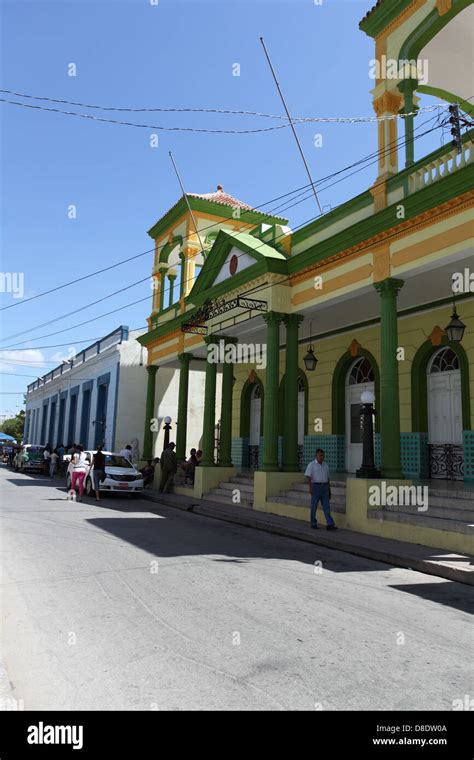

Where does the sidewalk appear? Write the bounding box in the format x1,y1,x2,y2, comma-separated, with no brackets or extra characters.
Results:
142,489,474,586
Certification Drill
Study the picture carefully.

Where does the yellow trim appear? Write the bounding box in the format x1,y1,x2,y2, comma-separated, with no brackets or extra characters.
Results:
292,264,373,306
436,0,452,15
391,220,474,267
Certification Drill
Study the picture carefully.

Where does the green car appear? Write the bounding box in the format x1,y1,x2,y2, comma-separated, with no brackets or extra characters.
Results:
17,445,45,473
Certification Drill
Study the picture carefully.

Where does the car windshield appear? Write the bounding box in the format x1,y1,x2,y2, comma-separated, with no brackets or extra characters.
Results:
26,446,44,453
105,455,133,468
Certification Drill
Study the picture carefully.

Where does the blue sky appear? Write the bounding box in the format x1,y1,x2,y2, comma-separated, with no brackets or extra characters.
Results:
0,0,448,416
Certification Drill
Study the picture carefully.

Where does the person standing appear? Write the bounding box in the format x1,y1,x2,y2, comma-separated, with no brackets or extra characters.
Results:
43,445,51,476
159,442,177,493
70,446,88,502
56,443,65,476
92,445,106,502
49,449,59,479
119,445,133,464
304,448,337,531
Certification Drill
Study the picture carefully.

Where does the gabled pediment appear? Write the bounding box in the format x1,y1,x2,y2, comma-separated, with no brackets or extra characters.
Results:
188,230,288,300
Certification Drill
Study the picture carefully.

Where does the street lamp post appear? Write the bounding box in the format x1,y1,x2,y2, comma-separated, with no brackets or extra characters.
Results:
163,416,172,450
356,391,381,479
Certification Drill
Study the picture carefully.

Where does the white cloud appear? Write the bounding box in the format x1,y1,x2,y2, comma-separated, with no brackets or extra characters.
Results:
0,349,47,374
49,346,77,365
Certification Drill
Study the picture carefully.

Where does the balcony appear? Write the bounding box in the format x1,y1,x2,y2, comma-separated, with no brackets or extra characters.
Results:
408,138,473,194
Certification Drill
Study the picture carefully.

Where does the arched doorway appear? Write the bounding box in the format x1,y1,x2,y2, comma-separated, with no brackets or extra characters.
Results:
345,357,375,473
249,383,262,469
427,347,463,479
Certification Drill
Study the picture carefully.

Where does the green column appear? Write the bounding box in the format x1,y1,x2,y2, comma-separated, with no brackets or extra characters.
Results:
282,314,303,472
176,353,191,461
400,80,417,168
143,365,158,459
201,335,218,467
167,273,177,308
219,337,236,467
374,278,404,479
260,312,282,471
158,267,167,311
179,253,186,298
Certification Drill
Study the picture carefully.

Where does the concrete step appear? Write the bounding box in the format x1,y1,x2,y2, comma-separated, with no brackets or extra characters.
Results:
385,504,474,521
270,495,346,514
205,492,253,508
219,481,254,494
286,482,346,493
280,486,346,499
368,509,473,535
423,494,474,510
276,490,346,505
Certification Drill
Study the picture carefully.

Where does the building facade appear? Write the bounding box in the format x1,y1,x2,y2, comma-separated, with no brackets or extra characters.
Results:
138,0,473,557
24,326,210,459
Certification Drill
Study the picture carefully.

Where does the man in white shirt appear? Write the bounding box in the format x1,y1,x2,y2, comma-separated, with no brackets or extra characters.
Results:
304,448,337,531
119,445,133,463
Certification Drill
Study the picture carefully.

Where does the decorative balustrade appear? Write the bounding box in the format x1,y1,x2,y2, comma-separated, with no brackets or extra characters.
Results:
408,139,473,194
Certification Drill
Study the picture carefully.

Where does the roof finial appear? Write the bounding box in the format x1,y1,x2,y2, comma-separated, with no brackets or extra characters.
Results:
217,184,223,191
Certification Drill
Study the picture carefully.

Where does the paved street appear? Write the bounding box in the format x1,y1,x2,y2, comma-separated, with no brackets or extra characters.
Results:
0,466,472,711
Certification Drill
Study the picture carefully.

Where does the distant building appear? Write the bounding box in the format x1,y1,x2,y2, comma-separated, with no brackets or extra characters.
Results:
24,326,207,457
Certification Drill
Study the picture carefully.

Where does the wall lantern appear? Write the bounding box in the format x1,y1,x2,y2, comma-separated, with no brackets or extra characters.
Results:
303,346,318,372
445,305,466,343
303,320,318,371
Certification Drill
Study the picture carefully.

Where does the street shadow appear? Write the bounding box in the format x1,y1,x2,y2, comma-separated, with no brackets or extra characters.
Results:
83,503,474,614
86,512,385,575
388,583,474,615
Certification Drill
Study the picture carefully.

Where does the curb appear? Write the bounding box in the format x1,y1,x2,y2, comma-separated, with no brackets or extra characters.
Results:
142,492,473,586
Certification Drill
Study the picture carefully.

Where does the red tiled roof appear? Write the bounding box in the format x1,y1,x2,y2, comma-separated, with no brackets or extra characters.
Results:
187,185,253,210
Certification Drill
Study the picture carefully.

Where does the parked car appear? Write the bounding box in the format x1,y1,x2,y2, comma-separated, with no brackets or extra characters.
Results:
16,444,46,472
66,450,144,496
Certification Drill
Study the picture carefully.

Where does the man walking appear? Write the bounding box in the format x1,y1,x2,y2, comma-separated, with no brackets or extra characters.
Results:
304,448,337,531
159,442,177,493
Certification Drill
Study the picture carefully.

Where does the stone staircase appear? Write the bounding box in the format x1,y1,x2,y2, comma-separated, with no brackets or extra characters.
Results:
270,477,347,516
204,472,255,508
369,484,474,536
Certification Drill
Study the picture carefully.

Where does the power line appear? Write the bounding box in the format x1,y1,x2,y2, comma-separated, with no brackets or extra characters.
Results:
0,372,38,378
242,195,473,303
0,98,294,134
0,119,443,350
1,109,442,321
0,180,318,313
0,115,444,351
0,88,448,123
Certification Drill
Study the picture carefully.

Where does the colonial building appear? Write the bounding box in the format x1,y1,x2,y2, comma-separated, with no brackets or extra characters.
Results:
24,326,207,458
138,0,473,553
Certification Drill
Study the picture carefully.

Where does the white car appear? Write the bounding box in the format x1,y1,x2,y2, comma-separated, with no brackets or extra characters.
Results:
66,450,144,496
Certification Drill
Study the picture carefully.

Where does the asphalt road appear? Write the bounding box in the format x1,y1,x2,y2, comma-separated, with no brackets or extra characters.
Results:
0,465,472,710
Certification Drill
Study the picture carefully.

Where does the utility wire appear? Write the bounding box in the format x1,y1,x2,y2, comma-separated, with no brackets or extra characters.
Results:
1,112,439,324
1,101,444,320
0,88,448,123
0,119,443,350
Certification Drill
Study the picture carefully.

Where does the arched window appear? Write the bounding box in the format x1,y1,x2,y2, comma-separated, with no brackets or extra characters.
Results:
429,347,459,373
251,383,262,400
297,376,306,393
348,357,374,385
